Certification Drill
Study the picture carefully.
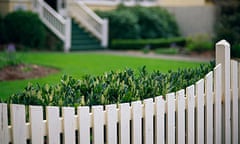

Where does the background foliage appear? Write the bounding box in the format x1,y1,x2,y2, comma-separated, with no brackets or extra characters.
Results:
96,5,179,41
8,62,214,107
214,0,240,57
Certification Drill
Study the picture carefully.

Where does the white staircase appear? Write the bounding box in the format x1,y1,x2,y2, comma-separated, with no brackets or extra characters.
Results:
68,0,108,48
32,0,108,51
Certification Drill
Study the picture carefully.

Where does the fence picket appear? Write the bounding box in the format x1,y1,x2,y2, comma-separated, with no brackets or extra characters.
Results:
231,60,238,144
196,79,204,144
155,96,165,144
47,106,60,144
239,62,240,144
62,107,75,144
11,104,26,144
78,106,90,144
216,40,231,144
106,104,117,144
143,98,154,144
119,103,130,144
132,101,142,144
92,106,104,144
0,103,9,144
155,96,166,144
166,93,175,144
29,106,44,144
186,85,195,144
176,89,185,144
214,64,222,144
205,72,213,144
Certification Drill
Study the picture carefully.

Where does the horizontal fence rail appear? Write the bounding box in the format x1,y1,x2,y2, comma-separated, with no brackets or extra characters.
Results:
0,40,239,144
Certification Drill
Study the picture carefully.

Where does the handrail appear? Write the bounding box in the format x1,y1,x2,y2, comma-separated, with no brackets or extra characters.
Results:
77,1,104,24
68,0,108,47
32,0,71,52
42,1,66,24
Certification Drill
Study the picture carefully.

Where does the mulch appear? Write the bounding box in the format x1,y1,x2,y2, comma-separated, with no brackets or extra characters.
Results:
0,64,59,81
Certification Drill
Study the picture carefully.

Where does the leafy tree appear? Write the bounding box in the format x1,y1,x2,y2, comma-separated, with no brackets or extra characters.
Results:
214,0,240,57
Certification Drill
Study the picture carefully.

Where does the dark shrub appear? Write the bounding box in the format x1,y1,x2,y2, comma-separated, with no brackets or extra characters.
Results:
44,26,64,51
0,15,5,46
4,10,46,49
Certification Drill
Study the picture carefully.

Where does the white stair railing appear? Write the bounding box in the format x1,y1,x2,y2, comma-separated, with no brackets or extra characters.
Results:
68,0,108,47
32,0,71,52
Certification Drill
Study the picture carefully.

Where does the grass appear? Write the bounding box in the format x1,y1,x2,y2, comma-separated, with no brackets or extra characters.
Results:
0,52,205,100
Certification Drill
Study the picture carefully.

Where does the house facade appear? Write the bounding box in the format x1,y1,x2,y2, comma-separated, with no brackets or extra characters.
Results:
0,0,216,51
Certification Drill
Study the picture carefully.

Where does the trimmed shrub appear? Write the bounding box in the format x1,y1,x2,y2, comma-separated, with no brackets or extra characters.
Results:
186,35,214,53
111,37,186,50
4,10,46,49
96,5,179,41
8,62,214,107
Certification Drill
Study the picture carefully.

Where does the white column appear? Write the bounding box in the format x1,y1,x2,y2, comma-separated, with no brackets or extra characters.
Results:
101,18,108,48
64,17,71,52
57,0,62,13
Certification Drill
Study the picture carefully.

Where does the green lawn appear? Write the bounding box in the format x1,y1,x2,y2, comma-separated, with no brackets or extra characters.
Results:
0,52,205,100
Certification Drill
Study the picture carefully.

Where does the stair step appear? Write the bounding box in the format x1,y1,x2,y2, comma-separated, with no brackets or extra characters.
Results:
71,19,102,51
71,45,103,51
72,39,99,43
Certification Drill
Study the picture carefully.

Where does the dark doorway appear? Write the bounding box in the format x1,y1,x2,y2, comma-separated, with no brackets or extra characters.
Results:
44,0,57,11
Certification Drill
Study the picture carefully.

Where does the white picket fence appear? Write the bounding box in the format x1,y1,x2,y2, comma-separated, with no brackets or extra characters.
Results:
0,40,239,144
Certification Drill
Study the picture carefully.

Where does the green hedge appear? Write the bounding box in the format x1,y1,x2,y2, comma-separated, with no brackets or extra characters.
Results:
8,62,214,107
186,35,214,53
111,37,186,50
96,5,179,41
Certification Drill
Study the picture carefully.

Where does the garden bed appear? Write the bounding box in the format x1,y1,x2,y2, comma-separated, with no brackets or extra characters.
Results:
0,64,59,81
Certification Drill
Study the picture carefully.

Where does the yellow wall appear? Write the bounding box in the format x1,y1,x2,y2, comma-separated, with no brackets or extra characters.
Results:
86,4,117,11
86,0,208,11
0,0,32,16
158,0,206,6
0,1,10,16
